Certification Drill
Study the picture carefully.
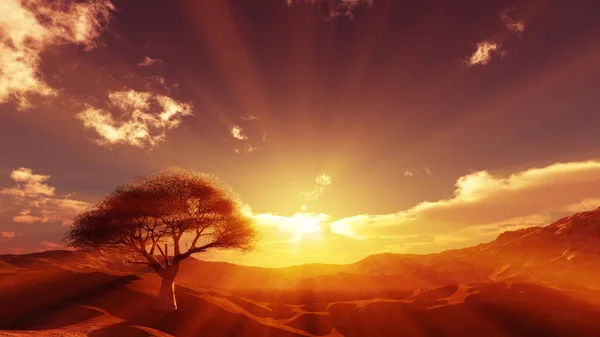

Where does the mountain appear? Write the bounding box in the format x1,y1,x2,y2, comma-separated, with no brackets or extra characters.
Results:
172,207,600,291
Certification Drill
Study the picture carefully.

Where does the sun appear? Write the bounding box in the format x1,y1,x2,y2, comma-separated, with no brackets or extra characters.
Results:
278,213,326,241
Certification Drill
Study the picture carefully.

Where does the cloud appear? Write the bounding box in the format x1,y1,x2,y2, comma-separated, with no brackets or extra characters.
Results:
13,209,42,224
0,0,114,109
137,56,163,67
1,167,89,227
466,41,504,67
244,144,257,153
465,8,523,68
0,167,55,197
286,0,373,21
231,125,248,140
1,232,16,239
329,161,600,242
404,168,433,177
191,160,600,266
233,144,258,154
316,174,331,186
499,8,525,34
240,114,258,121
299,174,332,200
40,241,62,250
78,90,193,149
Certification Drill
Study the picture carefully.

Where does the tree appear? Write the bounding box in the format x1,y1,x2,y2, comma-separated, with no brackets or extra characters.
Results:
64,167,259,313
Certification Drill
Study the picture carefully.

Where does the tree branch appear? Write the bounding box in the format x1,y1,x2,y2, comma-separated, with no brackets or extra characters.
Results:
174,240,220,262
131,243,165,273
157,243,169,267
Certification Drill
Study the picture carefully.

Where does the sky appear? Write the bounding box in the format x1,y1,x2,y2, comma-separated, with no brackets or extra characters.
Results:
1,0,600,267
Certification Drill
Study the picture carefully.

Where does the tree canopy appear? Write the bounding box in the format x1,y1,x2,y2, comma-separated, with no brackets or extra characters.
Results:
64,167,259,273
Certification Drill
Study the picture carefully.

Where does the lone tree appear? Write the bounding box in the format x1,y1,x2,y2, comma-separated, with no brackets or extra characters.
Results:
64,167,259,313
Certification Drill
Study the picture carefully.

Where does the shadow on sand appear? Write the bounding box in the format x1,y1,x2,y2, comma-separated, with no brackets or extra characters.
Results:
4,268,600,337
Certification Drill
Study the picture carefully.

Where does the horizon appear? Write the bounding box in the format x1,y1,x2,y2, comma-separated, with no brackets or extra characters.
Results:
2,0,600,268
0,206,586,269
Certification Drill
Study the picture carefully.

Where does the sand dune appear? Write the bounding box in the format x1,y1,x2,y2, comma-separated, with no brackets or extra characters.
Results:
2,263,600,336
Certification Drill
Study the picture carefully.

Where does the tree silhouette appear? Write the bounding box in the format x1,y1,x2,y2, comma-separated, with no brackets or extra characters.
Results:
64,167,259,313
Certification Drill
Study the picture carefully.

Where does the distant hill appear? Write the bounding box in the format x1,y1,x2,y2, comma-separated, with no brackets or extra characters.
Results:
179,206,600,291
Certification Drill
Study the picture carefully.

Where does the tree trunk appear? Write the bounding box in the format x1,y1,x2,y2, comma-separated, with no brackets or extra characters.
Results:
155,263,179,313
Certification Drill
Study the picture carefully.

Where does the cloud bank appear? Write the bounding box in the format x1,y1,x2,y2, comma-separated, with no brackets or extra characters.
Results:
0,0,114,109
4,161,600,262
1,167,89,227
229,160,600,265
330,161,600,242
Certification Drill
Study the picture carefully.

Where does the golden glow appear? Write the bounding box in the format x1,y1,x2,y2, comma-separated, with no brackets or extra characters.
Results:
278,213,324,241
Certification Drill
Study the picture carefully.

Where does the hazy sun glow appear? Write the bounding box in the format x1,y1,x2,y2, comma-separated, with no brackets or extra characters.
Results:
280,213,325,241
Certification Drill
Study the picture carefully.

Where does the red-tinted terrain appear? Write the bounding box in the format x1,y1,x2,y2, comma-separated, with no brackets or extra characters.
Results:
2,208,600,336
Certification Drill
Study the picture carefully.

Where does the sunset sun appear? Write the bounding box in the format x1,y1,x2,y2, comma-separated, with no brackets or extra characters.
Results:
279,213,326,241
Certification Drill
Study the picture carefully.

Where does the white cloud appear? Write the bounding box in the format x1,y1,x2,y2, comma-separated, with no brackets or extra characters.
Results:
466,41,504,67
465,8,523,69
299,173,332,200
424,167,433,175
404,170,414,177
0,167,55,197
231,125,248,140
500,8,525,34
316,173,331,186
1,167,89,227
329,161,600,242
0,0,114,109
137,56,163,67
78,89,193,149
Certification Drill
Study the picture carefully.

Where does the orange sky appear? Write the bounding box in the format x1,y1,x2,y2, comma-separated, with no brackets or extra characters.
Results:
1,0,600,267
